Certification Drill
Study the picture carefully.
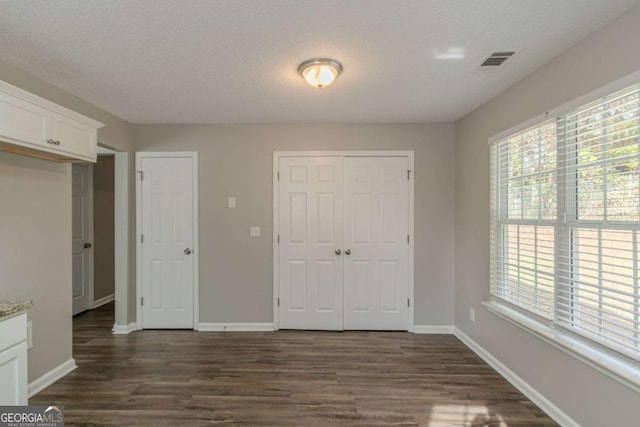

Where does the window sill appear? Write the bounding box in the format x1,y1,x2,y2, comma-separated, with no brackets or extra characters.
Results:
482,300,640,393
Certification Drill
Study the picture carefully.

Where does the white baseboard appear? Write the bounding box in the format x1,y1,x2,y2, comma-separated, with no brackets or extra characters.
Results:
198,322,274,332
454,328,579,427
28,358,77,398
112,322,137,335
93,293,115,309
413,325,455,334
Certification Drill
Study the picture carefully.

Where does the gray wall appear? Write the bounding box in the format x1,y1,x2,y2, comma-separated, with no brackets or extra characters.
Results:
0,59,134,383
93,155,115,301
0,152,71,382
454,6,640,427
134,123,455,326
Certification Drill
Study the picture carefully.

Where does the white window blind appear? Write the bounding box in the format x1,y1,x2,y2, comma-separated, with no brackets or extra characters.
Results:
557,84,640,361
490,83,640,361
491,120,558,319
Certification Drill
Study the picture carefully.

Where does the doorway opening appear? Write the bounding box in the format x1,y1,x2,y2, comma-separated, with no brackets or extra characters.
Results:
71,144,130,334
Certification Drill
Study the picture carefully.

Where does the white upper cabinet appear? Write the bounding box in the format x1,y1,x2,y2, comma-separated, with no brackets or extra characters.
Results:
0,80,104,163
51,113,98,161
0,90,51,148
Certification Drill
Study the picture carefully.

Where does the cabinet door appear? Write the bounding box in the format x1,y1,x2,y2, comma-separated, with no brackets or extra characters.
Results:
0,91,51,148
52,113,97,162
0,342,28,405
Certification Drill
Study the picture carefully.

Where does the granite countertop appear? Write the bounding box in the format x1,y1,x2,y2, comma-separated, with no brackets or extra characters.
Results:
0,300,34,319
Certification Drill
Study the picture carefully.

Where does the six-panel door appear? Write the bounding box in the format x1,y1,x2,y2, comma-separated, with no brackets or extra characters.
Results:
343,157,409,330
72,164,93,316
141,156,195,329
278,157,345,330
278,156,410,331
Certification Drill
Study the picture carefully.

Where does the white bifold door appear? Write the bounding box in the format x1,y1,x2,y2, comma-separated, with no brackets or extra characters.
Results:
139,155,195,329
278,156,410,331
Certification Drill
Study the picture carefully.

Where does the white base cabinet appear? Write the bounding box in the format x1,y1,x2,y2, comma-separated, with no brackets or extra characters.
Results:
0,313,28,405
0,80,103,163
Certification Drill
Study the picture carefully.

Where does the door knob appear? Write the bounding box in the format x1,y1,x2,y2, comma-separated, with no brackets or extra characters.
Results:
84,242,92,249
335,249,341,255
184,248,192,255
345,249,351,255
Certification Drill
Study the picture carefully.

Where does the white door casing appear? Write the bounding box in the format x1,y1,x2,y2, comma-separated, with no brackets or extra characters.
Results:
278,156,344,330
137,153,198,329
72,163,93,316
343,157,409,330
274,152,414,331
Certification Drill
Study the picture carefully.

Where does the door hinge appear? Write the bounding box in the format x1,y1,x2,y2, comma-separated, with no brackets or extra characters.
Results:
140,234,144,243
277,234,280,244
407,170,411,180
407,234,410,244
407,298,410,307
141,297,144,306
138,170,144,181
277,297,280,306
277,171,280,180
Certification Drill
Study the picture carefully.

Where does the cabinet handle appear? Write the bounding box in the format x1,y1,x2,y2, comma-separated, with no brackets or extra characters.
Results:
335,249,341,255
345,249,351,255
56,140,61,145
47,139,55,144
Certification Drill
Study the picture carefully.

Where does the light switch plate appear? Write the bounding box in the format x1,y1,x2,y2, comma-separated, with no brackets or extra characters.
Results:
228,197,236,208
250,226,261,237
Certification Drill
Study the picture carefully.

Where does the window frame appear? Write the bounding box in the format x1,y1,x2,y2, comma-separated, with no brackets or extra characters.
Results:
488,70,640,393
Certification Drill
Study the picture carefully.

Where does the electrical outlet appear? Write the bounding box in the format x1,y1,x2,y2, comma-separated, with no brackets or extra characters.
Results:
469,307,476,323
228,197,236,208
27,321,33,349
250,226,261,237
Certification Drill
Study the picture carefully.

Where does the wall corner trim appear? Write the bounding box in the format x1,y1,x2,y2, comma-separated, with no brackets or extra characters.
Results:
198,323,275,332
112,322,138,335
413,325,455,334
93,294,115,309
454,328,580,427
28,358,77,398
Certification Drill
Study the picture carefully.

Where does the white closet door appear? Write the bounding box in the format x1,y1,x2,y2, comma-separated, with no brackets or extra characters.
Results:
343,157,409,330
140,156,194,329
278,157,344,330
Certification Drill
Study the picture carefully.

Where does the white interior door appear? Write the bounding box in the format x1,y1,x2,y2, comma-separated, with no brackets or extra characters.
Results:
140,156,195,329
343,157,409,330
72,164,93,316
278,157,344,330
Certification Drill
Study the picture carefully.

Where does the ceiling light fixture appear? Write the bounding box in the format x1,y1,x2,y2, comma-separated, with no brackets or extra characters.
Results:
298,58,343,89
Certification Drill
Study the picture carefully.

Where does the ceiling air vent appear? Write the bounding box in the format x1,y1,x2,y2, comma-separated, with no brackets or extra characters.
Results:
474,50,519,73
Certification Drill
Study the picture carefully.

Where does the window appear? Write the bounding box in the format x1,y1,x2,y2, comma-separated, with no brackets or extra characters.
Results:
491,84,640,362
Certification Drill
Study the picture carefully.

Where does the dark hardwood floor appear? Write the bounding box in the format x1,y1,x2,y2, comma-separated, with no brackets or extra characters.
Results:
31,303,557,426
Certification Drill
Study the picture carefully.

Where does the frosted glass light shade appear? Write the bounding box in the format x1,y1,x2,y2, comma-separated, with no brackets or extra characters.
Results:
298,59,343,89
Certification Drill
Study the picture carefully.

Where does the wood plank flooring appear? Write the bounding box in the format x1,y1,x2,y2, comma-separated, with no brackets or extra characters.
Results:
31,303,557,426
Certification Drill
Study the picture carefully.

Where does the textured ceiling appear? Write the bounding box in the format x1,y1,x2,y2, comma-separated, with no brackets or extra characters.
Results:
0,0,638,124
